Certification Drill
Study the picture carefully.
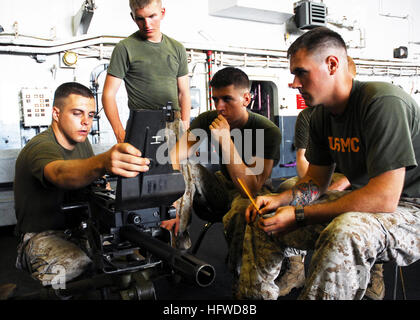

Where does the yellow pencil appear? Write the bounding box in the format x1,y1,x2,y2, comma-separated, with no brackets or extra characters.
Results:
237,178,262,215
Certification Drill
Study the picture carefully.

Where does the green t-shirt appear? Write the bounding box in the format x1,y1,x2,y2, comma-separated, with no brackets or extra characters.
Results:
306,80,420,198
107,32,189,111
294,106,315,149
14,127,94,234
189,110,282,181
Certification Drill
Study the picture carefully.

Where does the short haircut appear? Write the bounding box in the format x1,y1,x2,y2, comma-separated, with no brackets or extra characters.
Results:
210,67,250,90
53,82,94,109
287,27,347,59
129,0,161,11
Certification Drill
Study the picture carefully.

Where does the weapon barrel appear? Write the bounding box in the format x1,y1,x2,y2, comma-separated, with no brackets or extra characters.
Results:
120,225,215,287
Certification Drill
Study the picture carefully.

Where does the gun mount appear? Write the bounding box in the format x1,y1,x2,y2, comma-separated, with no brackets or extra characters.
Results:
13,107,215,300
86,107,215,296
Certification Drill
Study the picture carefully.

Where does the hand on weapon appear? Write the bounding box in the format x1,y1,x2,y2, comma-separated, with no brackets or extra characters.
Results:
104,143,150,177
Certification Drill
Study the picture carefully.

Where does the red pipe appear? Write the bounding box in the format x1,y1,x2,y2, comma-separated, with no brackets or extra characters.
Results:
206,50,213,110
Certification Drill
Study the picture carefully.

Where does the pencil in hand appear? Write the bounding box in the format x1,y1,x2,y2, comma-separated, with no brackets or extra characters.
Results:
237,177,262,215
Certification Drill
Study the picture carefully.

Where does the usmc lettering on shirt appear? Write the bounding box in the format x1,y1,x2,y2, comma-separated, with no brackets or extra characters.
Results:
328,136,360,153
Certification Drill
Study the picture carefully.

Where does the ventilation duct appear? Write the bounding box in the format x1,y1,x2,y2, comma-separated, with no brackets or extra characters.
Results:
294,1,327,29
209,0,294,24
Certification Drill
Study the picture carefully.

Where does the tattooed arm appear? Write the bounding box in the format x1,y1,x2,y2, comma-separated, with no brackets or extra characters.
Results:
289,179,321,206
245,163,334,226
248,164,405,235
288,162,334,205
251,177,327,235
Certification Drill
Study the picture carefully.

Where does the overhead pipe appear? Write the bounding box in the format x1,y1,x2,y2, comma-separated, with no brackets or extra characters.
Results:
89,63,109,142
0,35,123,54
1,34,419,77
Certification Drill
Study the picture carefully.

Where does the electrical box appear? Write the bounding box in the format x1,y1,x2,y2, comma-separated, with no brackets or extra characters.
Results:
21,88,54,127
393,46,408,59
294,1,327,29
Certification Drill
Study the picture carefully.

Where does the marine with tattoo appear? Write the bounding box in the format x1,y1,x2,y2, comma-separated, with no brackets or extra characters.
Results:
239,27,420,300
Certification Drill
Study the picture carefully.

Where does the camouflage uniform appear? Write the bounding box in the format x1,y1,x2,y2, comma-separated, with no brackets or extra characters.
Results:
16,231,91,286
164,115,201,249
167,113,273,249
222,187,273,277
276,172,346,193
236,191,420,300
165,116,236,248
175,162,264,244
15,113,186,285
174,159,273,265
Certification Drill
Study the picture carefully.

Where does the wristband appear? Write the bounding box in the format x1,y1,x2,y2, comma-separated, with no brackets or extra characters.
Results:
295,205,305,227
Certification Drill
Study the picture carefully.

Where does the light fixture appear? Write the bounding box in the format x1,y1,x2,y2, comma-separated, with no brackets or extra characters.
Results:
62,51,78,66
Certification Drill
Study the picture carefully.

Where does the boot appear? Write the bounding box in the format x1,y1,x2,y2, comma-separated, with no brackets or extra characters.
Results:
365,264,385,300
275,255,305,296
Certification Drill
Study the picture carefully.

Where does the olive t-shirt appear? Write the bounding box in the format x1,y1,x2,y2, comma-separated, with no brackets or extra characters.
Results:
189,110,282,181
294,106,315,149
14,127,94,234
306,80,420,198
107,32,189,111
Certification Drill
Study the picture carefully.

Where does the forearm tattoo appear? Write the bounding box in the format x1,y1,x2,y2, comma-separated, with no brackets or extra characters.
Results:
289,180,320,206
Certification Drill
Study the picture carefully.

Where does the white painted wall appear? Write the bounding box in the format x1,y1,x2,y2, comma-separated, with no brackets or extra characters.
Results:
0,0,420,150
1,0,418,55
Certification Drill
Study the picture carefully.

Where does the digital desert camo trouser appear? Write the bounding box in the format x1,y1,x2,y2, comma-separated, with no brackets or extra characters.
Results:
164,114,274,253
174,159,272,266
231,191,420,300
16,230,92,287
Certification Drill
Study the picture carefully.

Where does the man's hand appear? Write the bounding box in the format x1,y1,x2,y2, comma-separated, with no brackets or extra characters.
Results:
104,143,150,177
209,115,231,143
160,214,180,235
43,142,150,190
245,194,284,224
257,206,297,236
